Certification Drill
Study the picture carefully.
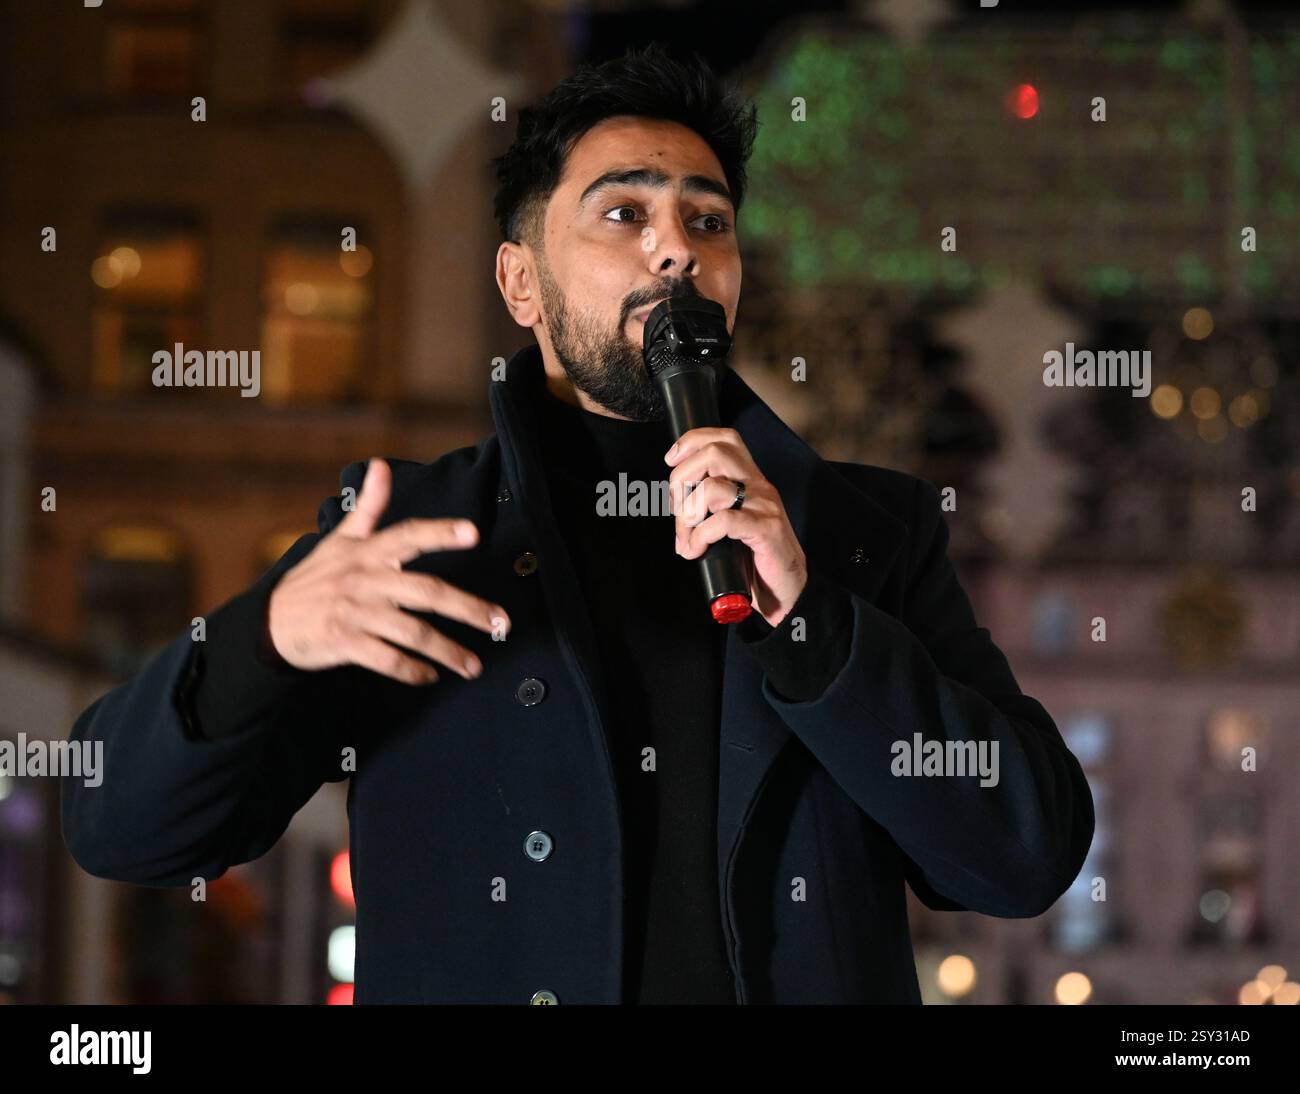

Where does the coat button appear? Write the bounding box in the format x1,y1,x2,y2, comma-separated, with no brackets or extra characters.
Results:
530,989,558,1004
524,830,553,862
497,487,511,502
849,546,869,564
513,551,538,576
515,677,546,706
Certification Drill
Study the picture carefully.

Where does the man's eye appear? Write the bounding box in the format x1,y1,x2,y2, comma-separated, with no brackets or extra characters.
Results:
603,206,640,224
601,207,730,232
693,213,731,233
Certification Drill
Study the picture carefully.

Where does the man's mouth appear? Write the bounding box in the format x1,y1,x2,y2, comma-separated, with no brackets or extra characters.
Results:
629,300,670,327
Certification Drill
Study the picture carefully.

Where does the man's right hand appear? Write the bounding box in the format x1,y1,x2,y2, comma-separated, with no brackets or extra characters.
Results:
267,458,509,684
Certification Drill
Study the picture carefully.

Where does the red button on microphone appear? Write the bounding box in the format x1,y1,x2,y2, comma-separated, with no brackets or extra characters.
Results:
710,593,752,624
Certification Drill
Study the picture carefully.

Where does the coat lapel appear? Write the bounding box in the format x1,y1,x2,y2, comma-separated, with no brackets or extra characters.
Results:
489,347,618,739
712,363,909,870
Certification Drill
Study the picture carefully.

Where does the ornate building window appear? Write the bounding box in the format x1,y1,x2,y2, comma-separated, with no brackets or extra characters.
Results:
91,210,205,396
1189,708,1267,946
103,0,204,101
259,215,373,403
1050,712,1117,952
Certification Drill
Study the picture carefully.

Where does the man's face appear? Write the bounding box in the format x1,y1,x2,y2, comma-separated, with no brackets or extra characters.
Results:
502,115,742,421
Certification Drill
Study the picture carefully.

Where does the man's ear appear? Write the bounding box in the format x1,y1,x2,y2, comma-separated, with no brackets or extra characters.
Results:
495,241,541,329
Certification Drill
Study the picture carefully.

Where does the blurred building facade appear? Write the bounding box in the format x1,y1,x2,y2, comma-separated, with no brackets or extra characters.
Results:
910,563,1300,1004
0,0,563,1003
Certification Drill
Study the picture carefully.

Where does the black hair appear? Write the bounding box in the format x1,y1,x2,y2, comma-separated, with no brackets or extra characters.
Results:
490,43,758,250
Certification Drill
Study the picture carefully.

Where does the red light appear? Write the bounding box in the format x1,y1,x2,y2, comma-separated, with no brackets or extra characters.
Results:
1009,83,1039,119
327,983,354,1005
330,849,354,907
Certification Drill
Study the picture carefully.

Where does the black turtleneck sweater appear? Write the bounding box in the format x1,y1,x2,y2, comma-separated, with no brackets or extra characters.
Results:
181,385,854,1005
531,387,853,1004
534,389,736,1003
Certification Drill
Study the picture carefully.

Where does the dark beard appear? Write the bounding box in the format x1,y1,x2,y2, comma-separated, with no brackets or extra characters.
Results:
538,263,720,422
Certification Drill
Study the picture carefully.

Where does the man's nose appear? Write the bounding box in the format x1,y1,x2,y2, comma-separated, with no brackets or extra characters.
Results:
643,212,699,276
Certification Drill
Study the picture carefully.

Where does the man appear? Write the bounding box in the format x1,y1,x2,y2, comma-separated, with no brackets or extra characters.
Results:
62,44,1094,1004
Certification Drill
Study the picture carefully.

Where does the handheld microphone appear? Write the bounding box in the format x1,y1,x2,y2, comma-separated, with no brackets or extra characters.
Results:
642,296,753,624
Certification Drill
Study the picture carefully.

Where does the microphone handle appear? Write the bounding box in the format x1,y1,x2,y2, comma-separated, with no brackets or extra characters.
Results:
656,361,753,622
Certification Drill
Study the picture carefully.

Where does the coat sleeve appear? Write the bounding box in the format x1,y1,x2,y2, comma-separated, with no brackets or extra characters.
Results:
736,563,853,702
60,486,358,888
756,476,1095,918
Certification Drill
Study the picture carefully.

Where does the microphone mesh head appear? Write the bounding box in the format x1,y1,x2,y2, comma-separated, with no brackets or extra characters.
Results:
646,348,723,382
641,296,731,378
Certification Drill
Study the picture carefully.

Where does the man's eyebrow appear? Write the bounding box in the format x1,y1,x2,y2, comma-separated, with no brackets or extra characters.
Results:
577,167,734,210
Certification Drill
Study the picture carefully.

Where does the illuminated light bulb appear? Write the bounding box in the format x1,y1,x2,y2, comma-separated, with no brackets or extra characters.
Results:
1196,417,1227,443
1189,386,1221,419
1238,980,1269,1005
1151,384,1183,419
1227,394,1258,427
330,849,353,907
1256,965,1287,990
1008,83,1039,119
1182,307,1213,339
328,925,355,983
91,255,123,288
1272,982,1300,1005
1055,972,1092,1005
937,954,976,998
110,246,141,277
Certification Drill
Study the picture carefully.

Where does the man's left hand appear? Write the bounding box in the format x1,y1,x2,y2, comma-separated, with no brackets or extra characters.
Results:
666,427,807,628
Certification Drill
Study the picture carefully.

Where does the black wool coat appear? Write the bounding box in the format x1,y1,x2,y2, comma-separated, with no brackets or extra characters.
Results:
62,344,1095,1004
